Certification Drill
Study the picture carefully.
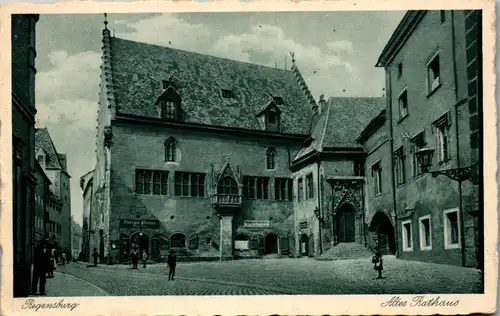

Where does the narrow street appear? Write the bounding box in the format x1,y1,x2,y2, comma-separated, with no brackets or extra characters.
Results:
41,257,482,296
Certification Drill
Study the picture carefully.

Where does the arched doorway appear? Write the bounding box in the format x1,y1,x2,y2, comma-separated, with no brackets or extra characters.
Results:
369,211,396,255
151,234,169,262
265,233,278,254
300,234,309,256
131,232,149,255
336,204,356,242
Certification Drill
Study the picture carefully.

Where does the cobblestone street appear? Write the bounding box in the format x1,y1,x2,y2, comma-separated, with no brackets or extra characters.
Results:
47,257,482,296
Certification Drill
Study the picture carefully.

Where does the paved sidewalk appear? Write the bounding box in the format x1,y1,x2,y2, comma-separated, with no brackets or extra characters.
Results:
34,272,109,297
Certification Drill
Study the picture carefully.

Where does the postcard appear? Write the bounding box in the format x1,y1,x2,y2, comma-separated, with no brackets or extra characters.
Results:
0,0,497,315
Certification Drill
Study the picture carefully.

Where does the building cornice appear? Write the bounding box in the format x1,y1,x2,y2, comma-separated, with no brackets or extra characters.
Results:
376,11,427,67
12,93,37,124
113,113,309,142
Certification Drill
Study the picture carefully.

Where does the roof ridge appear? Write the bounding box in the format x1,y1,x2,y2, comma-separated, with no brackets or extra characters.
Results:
290,63,317,107
102,28,117,112
112,36,294,75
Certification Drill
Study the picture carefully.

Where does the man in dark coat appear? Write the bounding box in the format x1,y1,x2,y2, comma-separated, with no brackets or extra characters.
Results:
92,248,98,267
167,250,177,281
31,239,49,295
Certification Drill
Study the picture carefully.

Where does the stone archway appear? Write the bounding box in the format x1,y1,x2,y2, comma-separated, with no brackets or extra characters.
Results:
336,204,356,243
369,211,396,255
265,233,279,254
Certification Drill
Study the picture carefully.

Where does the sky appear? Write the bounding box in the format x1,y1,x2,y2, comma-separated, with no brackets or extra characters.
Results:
34,11,405,226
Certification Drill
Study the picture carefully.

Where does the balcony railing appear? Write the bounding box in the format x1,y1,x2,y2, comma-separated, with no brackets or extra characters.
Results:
212,194,242,207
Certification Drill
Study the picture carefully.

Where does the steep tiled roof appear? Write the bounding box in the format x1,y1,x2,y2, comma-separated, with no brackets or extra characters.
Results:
293,97,385,161
323,97,386,148
109,37,314,135
34,128,67,171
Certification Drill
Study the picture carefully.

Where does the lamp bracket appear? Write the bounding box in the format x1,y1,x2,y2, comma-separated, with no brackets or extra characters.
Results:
430,166,473,183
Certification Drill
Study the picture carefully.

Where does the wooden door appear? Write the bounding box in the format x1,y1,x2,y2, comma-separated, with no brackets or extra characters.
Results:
336,208,355,242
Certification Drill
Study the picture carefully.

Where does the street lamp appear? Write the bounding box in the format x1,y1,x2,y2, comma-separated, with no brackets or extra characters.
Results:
415,147,479,184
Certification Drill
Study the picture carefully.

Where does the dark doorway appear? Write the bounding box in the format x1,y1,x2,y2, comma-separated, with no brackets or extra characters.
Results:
120,234,130,262
336,204,356,242
300,234,309,256
265,233,278,254
131,232,149,255
369,211,396,255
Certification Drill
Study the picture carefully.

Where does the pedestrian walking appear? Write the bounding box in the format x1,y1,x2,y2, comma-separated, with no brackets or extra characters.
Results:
47,244,55,278
142,249,148,268
92,248,98,267
131,248,138,269
167,250,177,281
372,251,384,279
31,239,50,295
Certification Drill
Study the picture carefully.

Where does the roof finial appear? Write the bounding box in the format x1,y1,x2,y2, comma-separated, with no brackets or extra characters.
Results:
104,13,108,30
290,51,295,64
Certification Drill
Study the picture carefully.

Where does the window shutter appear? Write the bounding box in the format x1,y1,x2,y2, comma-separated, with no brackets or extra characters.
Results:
250,235,259,251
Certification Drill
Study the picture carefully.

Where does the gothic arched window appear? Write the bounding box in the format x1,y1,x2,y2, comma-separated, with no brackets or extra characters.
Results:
165,138,177,162
266,147,277,170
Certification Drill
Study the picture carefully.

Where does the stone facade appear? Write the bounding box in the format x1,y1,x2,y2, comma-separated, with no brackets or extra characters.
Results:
34,160,50,242
374,10,482,267
12,14,39,297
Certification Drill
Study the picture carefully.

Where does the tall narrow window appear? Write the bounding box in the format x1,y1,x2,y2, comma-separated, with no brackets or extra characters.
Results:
419,215,432,250
266,147,277,170
372,162,382,195
298,178,304,202
274,178,292,201
395,147,406,185
174,172,205,197
165,138,177,162
397,62,403,78
305,173,314,199
435,115,451,163
398,88,408,119
411,132,426,177
402,220,413,251
427,53,441,93
440,10,446,23
444,209,460,249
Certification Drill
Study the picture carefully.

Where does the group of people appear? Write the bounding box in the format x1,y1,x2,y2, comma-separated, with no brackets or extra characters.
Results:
127,248,177,280
31,238,70,295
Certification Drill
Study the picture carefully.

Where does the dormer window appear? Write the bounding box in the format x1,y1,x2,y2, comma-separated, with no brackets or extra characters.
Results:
157,87,181,121
273,96,284,105
266,112,280,132
162,80,169,89
222,89,234,99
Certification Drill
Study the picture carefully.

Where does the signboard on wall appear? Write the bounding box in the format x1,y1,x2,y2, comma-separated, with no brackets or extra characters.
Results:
120,219,160,229
244,220,270,229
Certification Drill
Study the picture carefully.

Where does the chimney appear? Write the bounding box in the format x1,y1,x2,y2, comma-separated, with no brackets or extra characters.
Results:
318,94,327,114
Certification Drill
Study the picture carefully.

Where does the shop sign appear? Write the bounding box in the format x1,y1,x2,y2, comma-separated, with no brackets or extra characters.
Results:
300,222,308,229
244,220,270,228
120,219,160,229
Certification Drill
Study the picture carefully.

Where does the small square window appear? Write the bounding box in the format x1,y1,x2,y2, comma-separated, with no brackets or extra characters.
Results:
222,89,234,99
427,53,441,93
273,96,284,105
402,220,413,251
398,89,408,119
419,215,432,250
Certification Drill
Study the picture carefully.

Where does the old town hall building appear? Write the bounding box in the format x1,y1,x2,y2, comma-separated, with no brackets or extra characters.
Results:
85,11,482,268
